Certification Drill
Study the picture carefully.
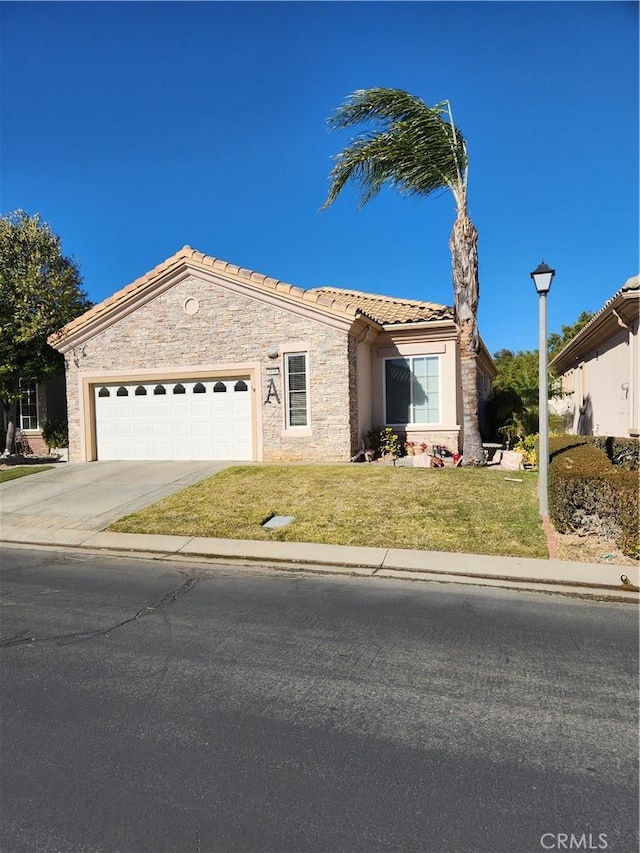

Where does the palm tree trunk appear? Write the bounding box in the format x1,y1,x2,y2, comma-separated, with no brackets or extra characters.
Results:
450,213,485,465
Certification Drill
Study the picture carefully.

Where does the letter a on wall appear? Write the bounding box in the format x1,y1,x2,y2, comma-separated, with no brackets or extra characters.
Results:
264,377,280,405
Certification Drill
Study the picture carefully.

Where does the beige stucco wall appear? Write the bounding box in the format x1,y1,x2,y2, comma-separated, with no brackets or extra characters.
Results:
369,331,461,452
355,338,373,443
64,274,356,462
558,322,639,436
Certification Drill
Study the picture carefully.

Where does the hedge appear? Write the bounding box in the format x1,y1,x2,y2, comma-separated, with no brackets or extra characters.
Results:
549,434,639,470
592,436,639,471
549,439,639,559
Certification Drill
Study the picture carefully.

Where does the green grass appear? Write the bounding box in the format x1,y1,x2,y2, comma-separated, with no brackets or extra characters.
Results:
0,465,55,483
109,464,548,558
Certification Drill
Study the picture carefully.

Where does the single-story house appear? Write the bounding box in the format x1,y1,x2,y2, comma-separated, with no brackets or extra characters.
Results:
48,246,496,463
1,375,67,456
550,275,639,438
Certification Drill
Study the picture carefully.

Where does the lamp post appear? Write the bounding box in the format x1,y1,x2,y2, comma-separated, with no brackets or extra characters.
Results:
530,262,555,516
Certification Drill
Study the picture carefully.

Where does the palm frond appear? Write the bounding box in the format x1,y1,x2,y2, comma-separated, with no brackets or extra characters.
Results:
323,88,468,211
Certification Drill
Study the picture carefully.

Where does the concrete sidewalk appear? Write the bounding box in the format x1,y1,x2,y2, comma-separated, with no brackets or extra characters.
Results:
1,460,637,600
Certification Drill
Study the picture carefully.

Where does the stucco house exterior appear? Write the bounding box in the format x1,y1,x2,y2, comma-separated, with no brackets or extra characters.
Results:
550,275,639,438
49,246,496,464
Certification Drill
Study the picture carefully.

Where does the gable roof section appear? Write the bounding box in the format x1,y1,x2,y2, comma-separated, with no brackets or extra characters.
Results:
49,246,373,352
308,286,453,325
550,275,640,374
49,246,455,353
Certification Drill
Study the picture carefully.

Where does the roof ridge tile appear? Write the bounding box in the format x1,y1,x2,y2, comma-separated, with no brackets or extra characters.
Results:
312,285,443,308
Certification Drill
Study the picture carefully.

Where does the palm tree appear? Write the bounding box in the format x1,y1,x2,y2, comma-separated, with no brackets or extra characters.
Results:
322,87,485,465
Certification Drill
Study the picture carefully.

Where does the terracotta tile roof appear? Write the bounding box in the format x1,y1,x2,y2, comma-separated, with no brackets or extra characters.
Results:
308,286,453,325
49,247,454,349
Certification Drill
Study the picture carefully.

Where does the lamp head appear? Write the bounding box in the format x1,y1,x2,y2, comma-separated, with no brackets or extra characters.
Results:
530,262,555,294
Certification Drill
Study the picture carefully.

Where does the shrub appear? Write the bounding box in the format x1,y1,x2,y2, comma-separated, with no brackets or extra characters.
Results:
592,436,639,471
514,434,537,468
42,417,68,450
616,477,640,559
366,427,404,459
549,441,639,559
549,434,592,459
549,434,639,469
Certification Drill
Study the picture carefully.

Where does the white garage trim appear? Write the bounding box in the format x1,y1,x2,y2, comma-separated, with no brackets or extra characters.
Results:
78,364,262,462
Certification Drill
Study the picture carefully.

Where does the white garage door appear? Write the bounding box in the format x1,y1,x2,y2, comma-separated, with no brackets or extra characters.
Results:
94,379,253,461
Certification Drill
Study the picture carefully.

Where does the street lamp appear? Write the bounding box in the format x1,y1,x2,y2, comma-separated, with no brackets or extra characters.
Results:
530,262,556,516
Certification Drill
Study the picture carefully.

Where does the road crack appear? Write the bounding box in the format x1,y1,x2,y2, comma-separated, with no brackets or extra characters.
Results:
0,576,202,649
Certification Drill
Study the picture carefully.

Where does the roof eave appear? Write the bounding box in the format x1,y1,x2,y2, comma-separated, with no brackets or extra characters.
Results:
550,285,640,373
381,319,455,332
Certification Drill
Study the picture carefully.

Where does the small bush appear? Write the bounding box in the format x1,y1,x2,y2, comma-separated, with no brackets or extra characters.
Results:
514,434,537,468
42,417,68,450
366,427,404,459
549,441,639,559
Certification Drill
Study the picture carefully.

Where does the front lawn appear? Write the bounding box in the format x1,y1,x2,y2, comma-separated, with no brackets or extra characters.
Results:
109,465,548,558
0,465,55,484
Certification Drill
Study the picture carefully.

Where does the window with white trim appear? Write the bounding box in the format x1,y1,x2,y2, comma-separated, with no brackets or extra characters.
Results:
384,356,440,424
18,380,39,430
285,352,309,427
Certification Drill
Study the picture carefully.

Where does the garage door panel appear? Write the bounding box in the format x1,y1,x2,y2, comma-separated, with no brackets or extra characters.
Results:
95,379,253,461
191,421,211,438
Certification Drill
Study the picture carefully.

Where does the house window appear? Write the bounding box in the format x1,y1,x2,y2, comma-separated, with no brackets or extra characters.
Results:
173,383,186,395
193,383,206,394
285,353,309,427
154,385,166,395
384,356,440,424
18,380,38,430
116,386,128,397
213,382,227,393
234,380,248,392
135,386,147,396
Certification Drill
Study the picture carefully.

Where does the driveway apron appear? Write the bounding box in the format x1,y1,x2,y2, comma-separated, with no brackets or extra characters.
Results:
0,461,231,542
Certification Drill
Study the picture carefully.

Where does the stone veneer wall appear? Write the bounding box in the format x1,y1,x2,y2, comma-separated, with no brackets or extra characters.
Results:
400,430,461,455
65,274,355,463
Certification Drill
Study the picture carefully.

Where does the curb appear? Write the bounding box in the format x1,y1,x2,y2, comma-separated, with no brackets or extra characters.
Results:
2,530,638,602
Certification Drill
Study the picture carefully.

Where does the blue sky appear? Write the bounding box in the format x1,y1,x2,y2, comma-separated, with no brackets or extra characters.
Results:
1,1,638,356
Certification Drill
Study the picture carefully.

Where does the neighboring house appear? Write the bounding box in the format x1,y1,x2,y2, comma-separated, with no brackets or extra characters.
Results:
48,247,496,464
1,375,67,455
550,275,639,438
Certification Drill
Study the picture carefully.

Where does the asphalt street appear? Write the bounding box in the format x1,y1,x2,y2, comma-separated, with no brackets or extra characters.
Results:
0,546,638,853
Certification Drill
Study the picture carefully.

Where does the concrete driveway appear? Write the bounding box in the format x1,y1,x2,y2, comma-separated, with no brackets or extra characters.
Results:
0,461,231,546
